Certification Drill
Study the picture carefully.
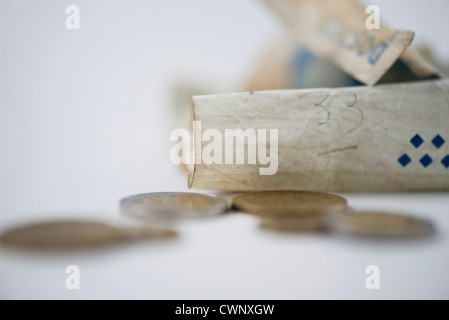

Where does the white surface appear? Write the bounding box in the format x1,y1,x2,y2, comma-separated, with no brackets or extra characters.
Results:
0,0,449,300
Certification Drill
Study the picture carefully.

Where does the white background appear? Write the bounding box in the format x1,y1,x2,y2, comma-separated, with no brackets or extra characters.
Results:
0,0,448,299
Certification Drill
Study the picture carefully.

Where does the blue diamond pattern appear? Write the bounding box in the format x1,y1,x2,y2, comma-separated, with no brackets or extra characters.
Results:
432,135,445,149
420,154,433,168
410,134,424,148
398,154,411,167
442,155,449,169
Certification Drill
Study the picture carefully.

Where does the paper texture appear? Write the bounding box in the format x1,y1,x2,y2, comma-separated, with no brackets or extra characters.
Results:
189,79,449,192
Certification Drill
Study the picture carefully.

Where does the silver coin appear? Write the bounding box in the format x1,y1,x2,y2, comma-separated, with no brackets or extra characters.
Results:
120,192,228,219
327,212,435,238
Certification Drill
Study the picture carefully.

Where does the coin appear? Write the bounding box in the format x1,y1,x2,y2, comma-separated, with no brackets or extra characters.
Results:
120,192,228,219
0,220,177,248
232,190,347,217
326,212,435,238
260,216,325,232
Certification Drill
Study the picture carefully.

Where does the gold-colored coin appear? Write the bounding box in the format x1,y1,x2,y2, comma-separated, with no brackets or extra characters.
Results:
260,216,325,232
0,220,177,248
232,190,347,217
327,212,435,238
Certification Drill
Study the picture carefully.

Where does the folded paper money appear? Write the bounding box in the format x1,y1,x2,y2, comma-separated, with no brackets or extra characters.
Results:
264,0,441,86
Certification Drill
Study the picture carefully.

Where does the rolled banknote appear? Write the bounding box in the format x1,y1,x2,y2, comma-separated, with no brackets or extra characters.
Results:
187,79,449,191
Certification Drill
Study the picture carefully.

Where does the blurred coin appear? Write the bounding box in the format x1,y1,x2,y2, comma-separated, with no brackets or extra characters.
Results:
0,220,176,248
327,212,435,238
232,190,347,217
260,216,325,232
120,192,228,219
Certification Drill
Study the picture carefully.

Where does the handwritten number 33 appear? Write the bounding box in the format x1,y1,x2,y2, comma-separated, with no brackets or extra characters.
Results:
299,92,364,134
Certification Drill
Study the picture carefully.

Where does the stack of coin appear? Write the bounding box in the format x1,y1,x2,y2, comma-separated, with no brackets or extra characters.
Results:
232,190,348,232
232,190,435,238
